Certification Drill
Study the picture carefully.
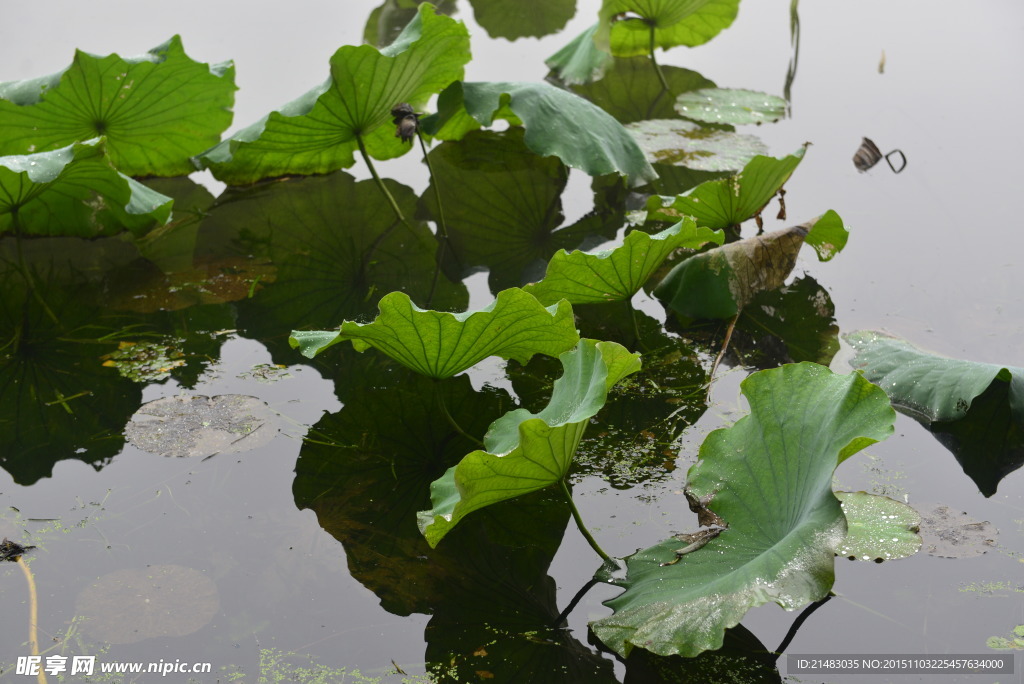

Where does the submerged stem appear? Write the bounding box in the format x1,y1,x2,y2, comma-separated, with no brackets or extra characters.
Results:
649,23,671,93
418,131,450,308
559,478,612,563
706,312,739,401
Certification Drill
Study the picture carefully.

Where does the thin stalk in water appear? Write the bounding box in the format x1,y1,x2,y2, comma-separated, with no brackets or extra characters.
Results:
559,478,612,563
417,130,451,308
16,557,47,684
435,385,484,448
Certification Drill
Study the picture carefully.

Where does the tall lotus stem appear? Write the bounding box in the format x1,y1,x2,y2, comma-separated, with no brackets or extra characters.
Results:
355,132,413,232
16,557,47,684
649,22,671,93
417,130,451,308
559,478,612,563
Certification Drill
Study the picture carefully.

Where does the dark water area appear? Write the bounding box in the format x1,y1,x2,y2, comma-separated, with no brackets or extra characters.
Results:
1,1,1023,682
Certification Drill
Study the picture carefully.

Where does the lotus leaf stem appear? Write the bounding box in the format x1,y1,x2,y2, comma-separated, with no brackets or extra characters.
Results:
417,131,450,308
436,389,484,448
355,132,414,233
16,557,46,684
649,23,671,93
706,312,739,401
559,478,612,563
11,211,59,325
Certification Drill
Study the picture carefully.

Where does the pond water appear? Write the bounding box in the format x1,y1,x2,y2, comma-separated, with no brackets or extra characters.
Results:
2,1,1023,682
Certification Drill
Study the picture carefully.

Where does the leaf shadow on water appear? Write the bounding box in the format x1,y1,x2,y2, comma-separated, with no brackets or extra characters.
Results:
291,356,615,681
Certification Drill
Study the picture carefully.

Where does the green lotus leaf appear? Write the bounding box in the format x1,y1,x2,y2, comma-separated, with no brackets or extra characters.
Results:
626,119,768,173
523,217,723,305
0,35,235,177
597,0,741,57
469,0,577,40
0,139,173,237
417,129,620,293
653,212,849,319
418,339,641,546
421,81,657,186
591,362,896,658
845,331,1024,496
645,146,806,227
197,4,469,184
570,59,716,123
545,23,613,85
289,288,580,379
675,88,787,125
835,491,921,562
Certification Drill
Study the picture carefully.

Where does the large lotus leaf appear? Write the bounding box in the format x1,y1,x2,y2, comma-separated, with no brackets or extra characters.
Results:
654,212,849,320
0,36,234,177
545,23,614,85
597,0,741,57
627,119,768,173
845,331,1024,496
835,491,921,562
591,362,896,658
197,4,469,184
196,171,465,338
418,339,641,546
290,288,580,379
468,0,577,40
675,88,787,125
422,81,657,186
571,59,716,123
647,147,807,228
0,139,173,237
418,129,623,293
523,217,723,305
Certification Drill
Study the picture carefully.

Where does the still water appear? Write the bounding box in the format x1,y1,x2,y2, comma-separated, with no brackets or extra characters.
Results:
1,1,1023,682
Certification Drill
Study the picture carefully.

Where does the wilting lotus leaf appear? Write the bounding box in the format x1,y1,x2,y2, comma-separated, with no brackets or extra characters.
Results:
422,81,657,186
597,0,742,56
0,139,173,237
290,288,580,379
675,88,787,125
570,58,716,123
197,5,469,184
645,146,807,228
917,505,998,558
523,217,723,305
125,394,279,458
590,363,896,658
468,0,576,40
835,491,922,562
0,36,234,177
417,340,641,547
76,564,218,644
845,331,1024,496
654,211,849,320
626,119,768,173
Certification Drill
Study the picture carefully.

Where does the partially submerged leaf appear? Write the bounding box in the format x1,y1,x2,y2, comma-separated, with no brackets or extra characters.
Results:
835,491,922,562
0,139,173,237
597,0,742,56
675,88,787,125
0,35,235,177
653,212,849,320
422,81,657,186
523,217,723,305
76,565,218,644
417,340,641,546
626,119,768,173
845,331,1024,496
289,288,580,379
197,5,469,184
591,362,896,658
646,146,807,228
